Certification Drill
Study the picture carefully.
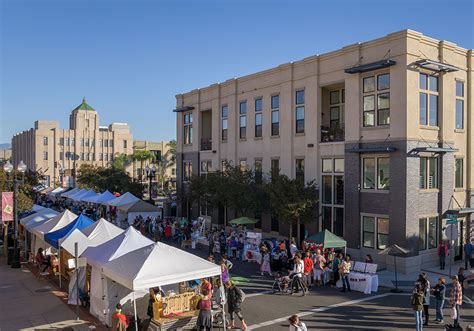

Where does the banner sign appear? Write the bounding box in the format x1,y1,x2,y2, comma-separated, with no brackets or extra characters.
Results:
2,192,14,222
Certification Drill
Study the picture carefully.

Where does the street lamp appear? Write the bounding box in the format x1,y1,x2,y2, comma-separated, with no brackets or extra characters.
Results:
145,164,156,202
3,160,27,268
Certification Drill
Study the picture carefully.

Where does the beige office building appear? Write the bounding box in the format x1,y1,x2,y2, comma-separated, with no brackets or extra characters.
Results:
11,98,133,187
175,29,473,272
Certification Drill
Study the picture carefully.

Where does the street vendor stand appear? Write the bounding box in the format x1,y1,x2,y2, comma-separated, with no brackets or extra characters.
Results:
100,241,223,331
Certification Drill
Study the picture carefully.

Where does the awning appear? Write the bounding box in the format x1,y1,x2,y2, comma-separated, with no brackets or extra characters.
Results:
173,106,195,113
346,147,397,153
345,59,396,74
412,147,458,154
305,229,347,249
414,59,460,73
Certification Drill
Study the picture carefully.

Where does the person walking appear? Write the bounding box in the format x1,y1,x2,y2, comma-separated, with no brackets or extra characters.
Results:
196,289,212,331
438,240,449,270
418,273,430,326
260,251,272,276
313,249,326,286
290,254,306,295
303,251,314,289
463,239,473,270
331,253,342,287
411,283,425,331
449,275,463,328
339,255,351,292
431,277,446,324
226,281,247,330
288,315,307,331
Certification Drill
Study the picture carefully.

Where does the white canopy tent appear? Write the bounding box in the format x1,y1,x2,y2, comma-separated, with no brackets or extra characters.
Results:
21,208,58,228
81,227,153,325
30,210,77,253
103,192,139,207
60,228,91,256
117,200,160,225
32,204,46,212
82,190,117,204
47,187,67,197
81,218,124,246
100,242,223,330
71,190,96,202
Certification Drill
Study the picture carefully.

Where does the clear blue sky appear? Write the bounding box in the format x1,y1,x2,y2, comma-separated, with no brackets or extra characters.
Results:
1,0,472,144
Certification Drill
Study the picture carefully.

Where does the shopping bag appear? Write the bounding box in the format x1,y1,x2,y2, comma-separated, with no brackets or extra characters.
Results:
450,306,457,320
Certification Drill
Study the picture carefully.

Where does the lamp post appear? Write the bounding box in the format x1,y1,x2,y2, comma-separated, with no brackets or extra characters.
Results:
3,160,27,269
145,164,156,203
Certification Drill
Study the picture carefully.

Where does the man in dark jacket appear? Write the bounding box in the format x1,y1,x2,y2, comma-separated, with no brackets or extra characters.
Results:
226,281,247,330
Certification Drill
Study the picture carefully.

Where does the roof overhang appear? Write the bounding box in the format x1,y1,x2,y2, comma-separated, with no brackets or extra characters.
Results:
415,59,460,73
446,208,474,215
413,147,458,154
345,147,397,153
344,59,396,74
173,106,195,113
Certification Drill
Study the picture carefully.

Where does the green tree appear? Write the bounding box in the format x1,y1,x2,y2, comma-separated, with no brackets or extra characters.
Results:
164,140,176,167
112,153,131,172
0,169,40,213
131,150,156,180
265,174,318,242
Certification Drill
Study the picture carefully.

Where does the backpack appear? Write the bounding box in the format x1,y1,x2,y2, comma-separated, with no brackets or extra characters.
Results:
236,286,246,303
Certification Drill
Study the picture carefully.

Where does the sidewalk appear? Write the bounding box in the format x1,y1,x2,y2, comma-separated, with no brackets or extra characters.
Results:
0,256,94,331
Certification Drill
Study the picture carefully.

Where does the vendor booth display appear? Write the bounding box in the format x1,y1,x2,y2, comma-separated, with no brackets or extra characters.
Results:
44,214,95,249
243,232,262,263
336,261,379,294
82,190,116,204
117,200,159,225
305,229,347,254
100,242,222,330
82,227,154,325
82,218,124,246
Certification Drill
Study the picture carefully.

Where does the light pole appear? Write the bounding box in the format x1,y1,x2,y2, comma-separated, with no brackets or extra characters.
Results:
3,160,27,269
145,164,156,203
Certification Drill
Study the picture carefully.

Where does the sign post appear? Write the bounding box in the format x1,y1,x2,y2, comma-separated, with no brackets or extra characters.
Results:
444,213,459,278
75,242,79,320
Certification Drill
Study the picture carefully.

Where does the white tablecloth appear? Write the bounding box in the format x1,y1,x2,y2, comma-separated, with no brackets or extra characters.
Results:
336,272,379,294
244,249,261,264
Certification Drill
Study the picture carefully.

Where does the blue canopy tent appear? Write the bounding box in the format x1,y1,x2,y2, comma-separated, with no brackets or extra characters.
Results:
44,214,95,249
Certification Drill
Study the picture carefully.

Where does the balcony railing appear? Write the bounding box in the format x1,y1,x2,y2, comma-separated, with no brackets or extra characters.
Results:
201,138,212,151
321,125,345,143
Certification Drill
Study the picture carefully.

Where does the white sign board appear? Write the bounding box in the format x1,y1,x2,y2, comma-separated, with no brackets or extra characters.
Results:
67,257,87,269
444,224,459,241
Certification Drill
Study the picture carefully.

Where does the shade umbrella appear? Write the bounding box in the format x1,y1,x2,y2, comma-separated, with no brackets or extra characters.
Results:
378,244,410,293
229,217,259,225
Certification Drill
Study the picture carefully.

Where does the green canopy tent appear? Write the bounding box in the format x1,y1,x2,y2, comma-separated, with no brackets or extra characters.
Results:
305,229,347,254
229,217,259,226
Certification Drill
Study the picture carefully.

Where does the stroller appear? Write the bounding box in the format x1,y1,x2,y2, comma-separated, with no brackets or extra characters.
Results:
271,271,291,294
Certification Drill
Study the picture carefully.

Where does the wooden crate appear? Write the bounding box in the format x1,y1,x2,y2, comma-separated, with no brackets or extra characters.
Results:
152,292,200,318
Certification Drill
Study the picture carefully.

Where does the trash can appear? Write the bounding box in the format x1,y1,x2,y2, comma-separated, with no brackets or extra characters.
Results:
7,247,14,265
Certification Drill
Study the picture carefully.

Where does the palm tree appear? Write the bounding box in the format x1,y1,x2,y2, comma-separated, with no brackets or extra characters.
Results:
164,140,176,167
130,150,156,181
113,153,131,172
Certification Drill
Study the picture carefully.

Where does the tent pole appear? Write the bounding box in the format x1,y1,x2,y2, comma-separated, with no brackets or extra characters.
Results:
59,246,62,289
220,274,226,329
133,291,138,331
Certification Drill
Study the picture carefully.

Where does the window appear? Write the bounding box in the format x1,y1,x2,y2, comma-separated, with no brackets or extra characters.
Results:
104,153,108,161
239,159,247,172
296,107,305,134
80,138,84,146
271,110,279,136
110,153,113,161
123,140,127,149
254,159,262,183
362,157,390,190
239,114,247,139
110,140,113,148
329,89,345,131
456,81,464,129
183,112,193,145
85,138,89,147
271,95,279,109
255,113,262,138
296,90,305,105
91,139,95,146
221,159,228,171
200,160,212,176
295,90,305,133
85,153,90,161
362,73,390,127
92,153,95,161
239,101,247,114
80,153,85,161
255,98,263,112
42,151,48,160
362,216,389,249
419,73,438,126
221,105,228,141
455,158,463,188
171,168,176,176
183,161,192,181
65,138,69,146
42,137,48,146
59,138,64,146
321,158,345,236
98,153,103,161
420,157,438,189
98,139,102,147
271,159,279,178
295,158,304,182
419,217,438,250
70,138,75,146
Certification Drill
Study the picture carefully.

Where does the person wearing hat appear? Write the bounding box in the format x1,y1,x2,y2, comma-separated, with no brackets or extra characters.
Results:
112,303,129,330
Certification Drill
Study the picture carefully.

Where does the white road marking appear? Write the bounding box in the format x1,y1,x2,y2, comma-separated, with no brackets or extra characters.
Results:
245,290,272,298
247,293,407,329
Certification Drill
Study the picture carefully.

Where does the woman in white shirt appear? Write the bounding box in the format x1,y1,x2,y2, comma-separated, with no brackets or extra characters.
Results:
290,255,306,295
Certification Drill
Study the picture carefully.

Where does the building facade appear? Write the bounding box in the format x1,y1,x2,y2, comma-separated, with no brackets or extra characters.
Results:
132,140,176,190
175,30,473,272
0,147,12,166
11,98,133,187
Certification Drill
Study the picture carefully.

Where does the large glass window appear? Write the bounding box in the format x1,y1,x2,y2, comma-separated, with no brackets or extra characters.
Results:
254,159,263,183
255,113,262,138
419,217,438,250
420,157,438,189
239,115,247,139
271,159,280,178
362,158,375,189
456,81,464,129
377,158,390,190
239,159,247,172
455,158,463,188
363,216,375,248
334,176,344,205
419,73,438,126
322,175,332,204
334,158,344,173
322,207,332,231
296,90,305,105
184,112,193,144
221,105,228,141
377,218,389,250
322,159,332,173
239,101,247,114
271,110,279,136
321,158,345,235
43,137,48,145
271,95,279,109
295,158,305,182
255,98,263,112
362,73,390,127
362,215,389,249
296,106,305,134
334,208,344,237
43,151,48,160
183,161,192,181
